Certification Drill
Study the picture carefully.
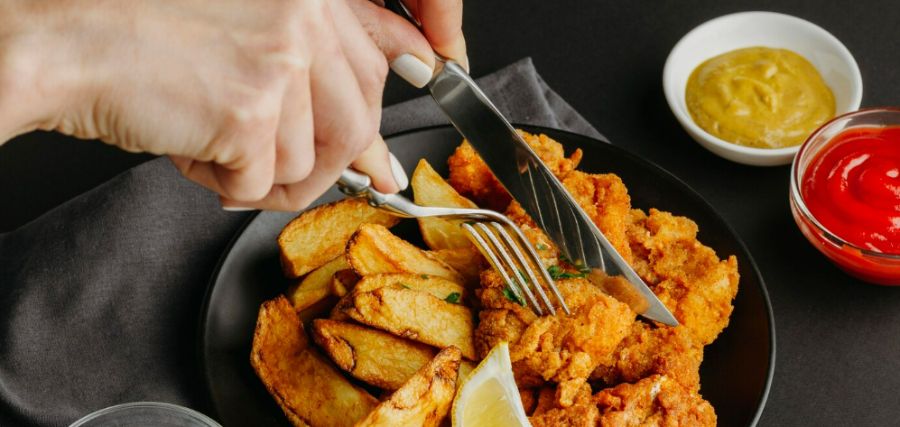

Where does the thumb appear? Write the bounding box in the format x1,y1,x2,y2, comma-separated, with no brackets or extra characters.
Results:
346,0,436,88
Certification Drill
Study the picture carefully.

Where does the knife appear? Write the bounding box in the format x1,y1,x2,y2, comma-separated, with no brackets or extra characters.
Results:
385,0,678,326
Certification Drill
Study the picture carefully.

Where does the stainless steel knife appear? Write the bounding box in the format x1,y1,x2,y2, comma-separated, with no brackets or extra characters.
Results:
385,0,678,326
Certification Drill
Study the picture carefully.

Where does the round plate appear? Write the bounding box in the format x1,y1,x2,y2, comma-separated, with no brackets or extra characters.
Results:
198,125,775,426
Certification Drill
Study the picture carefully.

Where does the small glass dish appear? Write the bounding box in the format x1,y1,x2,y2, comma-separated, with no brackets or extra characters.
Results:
69,402,222,427
790,107,900,285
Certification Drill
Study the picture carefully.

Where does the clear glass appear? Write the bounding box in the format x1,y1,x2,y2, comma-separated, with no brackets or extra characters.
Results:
69,402,222,427
790,107,900,285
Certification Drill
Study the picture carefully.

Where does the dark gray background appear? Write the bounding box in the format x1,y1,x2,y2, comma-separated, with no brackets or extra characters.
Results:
1,1,899,425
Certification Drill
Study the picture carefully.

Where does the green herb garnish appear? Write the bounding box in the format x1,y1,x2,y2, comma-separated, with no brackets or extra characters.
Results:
547,265,587,280
502,285,525,306
396,282,411,289
536,243,549,251
444,292,461,304
420,274,430,279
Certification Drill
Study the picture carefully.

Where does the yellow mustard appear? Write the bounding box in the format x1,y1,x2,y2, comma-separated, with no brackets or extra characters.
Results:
686,47,835,149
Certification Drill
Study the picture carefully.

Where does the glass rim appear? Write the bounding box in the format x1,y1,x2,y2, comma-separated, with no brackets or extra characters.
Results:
790,106,900,260
69,402,222,427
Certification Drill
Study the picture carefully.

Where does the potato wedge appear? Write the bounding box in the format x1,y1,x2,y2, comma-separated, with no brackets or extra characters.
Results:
431,247,486,288
355,347,462,427
278,198,399,278
312,319,437,390
250,296,378,427
346,223,464,283
412,159,478,251
342,286,476,359
353,273,466,302
286,256,349,311
331,269,359,297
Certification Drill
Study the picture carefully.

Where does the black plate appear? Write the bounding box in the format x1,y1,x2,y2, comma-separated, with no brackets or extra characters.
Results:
198,125,775,427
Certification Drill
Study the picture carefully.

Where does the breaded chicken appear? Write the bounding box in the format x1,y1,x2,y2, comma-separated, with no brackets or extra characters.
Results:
591,321,703,392
447,131,582,211
474,270,635,407
530,383,598,427
594,375,716,426
561,170,634,263
627,209,740,345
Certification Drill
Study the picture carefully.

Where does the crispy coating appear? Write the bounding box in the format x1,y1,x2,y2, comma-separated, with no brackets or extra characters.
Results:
628,209,740,345
561,170,634,263
474,270,635,407
594,375,717,426
447,131,583,211
591,321,703,392
530,384,598,427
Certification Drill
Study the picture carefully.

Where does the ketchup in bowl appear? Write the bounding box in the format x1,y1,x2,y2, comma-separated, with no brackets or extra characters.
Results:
791,108,900,285
801,126,900,254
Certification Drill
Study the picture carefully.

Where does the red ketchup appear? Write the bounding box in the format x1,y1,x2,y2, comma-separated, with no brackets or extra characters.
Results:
802,126,900,254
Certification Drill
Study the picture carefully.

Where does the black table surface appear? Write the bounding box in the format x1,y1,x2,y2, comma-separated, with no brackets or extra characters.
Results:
2,1,900,425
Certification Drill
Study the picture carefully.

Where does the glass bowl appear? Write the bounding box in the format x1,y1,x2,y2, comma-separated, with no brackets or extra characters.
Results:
790,107,900,285
69,402,221,427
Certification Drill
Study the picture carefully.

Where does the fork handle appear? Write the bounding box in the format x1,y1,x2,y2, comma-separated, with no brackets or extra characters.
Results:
337,168,372,197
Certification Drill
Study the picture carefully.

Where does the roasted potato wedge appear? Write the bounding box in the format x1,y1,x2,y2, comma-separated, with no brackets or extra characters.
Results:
286,256,350,312
355,347,462,427
342,285,476,359
353,273,466,302
346,223,464,283
250,296,377,427
411,159,478,251
312,319,437,390
278,198,399,278
431,247,486,288
330,269,359,297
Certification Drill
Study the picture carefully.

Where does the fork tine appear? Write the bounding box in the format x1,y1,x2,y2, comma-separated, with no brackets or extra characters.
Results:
487,222,557,316
474,223,545,315
461,222,542,315
501,222,571,315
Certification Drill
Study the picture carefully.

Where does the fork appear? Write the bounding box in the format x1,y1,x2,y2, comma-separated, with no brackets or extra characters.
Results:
338,168,570,316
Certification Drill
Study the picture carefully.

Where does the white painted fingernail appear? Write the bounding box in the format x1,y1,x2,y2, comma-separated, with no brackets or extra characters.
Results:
222,206,255,212
390,54,434,88
389,153,409,191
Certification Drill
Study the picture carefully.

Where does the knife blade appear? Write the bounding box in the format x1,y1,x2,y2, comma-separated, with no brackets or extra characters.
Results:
426,61,678,326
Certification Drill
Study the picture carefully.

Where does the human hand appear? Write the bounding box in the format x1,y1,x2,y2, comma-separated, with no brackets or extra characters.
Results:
0,0,427,211
348,0,467,88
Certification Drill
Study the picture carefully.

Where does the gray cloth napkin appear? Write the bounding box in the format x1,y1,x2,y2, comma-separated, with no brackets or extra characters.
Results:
0,57,601,427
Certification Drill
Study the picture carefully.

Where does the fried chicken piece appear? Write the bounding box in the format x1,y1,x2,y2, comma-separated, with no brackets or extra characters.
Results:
591,321,703,392
474,270,635,407
505,201,560,267
530,383,598,427
519,388,539,416
594,375,716,426
447,131,583,211
628,208,739,345
561,171,634,263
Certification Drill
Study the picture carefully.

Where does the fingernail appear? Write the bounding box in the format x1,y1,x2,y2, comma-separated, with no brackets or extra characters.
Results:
389,153,409,191
222,206,255,212
390,54,434,88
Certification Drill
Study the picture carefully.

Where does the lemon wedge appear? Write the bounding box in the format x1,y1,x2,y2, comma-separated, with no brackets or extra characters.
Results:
451,342,531,427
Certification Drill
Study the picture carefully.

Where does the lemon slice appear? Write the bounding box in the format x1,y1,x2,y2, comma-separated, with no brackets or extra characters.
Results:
451,342,531,427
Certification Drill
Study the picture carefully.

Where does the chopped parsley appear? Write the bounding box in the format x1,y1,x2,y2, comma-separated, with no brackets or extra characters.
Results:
547,265,587,280
420,274,430,279
502,285,525,306
395,282,411,289
535,243,549,251
444,292,461,304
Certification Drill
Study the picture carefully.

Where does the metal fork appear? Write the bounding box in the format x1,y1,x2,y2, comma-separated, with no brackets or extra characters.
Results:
338,168,570,316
